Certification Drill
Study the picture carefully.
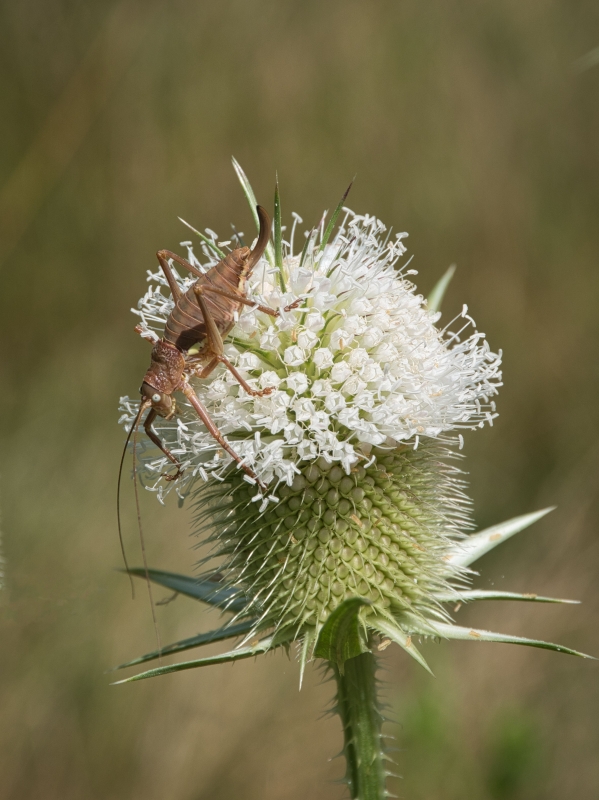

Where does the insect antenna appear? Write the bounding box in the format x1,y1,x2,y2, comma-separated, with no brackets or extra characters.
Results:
117,400,163,659
132,401,163,658
117,403,146,598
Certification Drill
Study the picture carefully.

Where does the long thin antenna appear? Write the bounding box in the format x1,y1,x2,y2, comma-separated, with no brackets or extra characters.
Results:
117,402,148,597
132,404,163,659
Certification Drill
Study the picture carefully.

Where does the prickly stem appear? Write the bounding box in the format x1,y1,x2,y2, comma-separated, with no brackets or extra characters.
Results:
332,650,387,800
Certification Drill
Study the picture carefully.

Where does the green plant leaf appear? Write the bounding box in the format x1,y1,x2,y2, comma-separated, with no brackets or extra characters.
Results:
314,597,371,672
273,176,283,268
319,180,353,253
369,616,433,674
427,264,456,314
434,589,579,604
177,217,226,260
112,635,278,684
111,618,257,671
273,176,287,292
124,568,248,613
415,620,594,659
445,507,555,567
231,157,275,265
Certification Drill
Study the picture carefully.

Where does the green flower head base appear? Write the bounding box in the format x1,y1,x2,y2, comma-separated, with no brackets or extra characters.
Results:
200,441,472,653
117,162,591,685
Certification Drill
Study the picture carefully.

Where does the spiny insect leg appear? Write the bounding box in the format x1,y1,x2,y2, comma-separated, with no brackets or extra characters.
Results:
181,382,266,491
198,284,304,316
143,408,184,481
191,287,274,396
216,355,274,397
187,354,273,396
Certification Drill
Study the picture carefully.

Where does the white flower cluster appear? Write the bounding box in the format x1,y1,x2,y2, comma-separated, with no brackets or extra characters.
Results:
120,209,502,494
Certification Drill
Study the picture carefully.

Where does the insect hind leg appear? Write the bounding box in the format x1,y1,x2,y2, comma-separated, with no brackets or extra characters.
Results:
197,283,305,316
189,287,274,397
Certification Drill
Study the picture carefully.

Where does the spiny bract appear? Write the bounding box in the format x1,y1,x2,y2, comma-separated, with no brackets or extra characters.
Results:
200,443,468,637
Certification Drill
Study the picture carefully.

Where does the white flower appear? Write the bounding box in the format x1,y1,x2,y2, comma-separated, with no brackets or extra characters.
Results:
329,328,354,352
311,378,332,397
361,326,384,349
374,342,398,363
259,371,282,389
360,362,384,384
330,362,354,385
353,390,375,410
324,392,346,413
349,297,373,315
313,347,334,370
206,379,229,401
304,309,326,331
238,352,260,370
286,372,309,394
343,315,367,336
308,410,330,431
342,375,367,396
347,348,369,368
121,204,502,493
293,398,315,422
259,329,279,351
297,329,319,351
283,345,306,366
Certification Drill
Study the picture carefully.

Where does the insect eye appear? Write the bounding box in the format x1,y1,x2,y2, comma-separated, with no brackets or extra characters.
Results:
152,393,162,403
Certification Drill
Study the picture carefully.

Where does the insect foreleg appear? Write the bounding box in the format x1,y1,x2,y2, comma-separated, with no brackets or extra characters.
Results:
143,407,184,481
181,381,266,490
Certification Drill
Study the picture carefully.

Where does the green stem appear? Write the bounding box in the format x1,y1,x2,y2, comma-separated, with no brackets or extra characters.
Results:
332,652,386,800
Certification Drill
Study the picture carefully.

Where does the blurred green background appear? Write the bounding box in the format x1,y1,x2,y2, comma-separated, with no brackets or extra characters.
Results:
1,1,598,798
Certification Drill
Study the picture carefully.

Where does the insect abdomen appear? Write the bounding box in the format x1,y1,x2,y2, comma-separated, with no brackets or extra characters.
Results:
163,249,248,351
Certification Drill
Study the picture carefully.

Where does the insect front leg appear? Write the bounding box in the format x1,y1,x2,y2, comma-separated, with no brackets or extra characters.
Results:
143,408,185,481
180,381,267,491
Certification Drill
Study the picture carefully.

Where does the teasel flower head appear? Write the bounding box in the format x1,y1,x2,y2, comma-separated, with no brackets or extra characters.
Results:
117,162,590,685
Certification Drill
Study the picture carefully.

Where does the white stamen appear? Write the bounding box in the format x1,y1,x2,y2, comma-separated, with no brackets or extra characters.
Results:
119,206,501,494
